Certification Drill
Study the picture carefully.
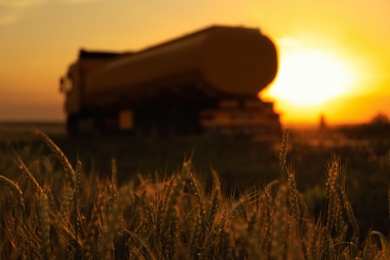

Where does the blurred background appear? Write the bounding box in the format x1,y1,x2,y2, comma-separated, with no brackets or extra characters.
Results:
0,0,389,125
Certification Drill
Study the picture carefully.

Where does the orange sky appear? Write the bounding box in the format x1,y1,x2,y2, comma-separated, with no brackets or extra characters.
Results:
0,0,389,124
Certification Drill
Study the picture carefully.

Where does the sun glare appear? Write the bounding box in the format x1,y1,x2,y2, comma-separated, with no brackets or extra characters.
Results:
265,47,357,107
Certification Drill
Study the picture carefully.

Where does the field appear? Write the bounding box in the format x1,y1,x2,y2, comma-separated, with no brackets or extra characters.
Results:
0,122,389,259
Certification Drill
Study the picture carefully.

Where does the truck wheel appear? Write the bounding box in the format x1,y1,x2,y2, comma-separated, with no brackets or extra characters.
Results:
66,114,79,136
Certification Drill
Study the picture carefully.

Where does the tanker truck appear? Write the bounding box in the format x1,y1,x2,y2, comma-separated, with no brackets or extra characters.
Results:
59,25,281,137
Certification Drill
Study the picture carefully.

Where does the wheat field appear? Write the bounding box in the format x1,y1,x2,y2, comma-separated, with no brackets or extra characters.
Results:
0,129,389,259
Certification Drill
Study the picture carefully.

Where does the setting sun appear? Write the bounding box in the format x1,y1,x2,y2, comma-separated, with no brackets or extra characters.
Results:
260,34,384,124
267,48,356,106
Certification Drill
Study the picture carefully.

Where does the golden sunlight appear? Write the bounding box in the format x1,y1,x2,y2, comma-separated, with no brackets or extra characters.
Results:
259,33,389,124
266,48,357,107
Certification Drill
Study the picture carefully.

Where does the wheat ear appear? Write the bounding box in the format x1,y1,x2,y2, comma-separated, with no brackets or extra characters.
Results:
33,127,76,186
0,175,25,213
279,128,289,177
12,148,43,195
286,164,300,221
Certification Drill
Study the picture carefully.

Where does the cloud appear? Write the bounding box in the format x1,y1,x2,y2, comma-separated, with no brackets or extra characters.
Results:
0,0,46,25
0,0,105,26
0,10,20,25
0,0,46,8
0,8,23,26
60,0,108,4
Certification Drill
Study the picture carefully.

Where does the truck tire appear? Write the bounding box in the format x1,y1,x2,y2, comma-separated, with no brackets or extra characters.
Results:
66,114,79,136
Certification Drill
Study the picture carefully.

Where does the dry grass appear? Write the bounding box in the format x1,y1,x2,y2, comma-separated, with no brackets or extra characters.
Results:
0,130,388,259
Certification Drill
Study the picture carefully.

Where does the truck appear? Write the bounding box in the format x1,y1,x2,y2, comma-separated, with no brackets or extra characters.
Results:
59,25,280,137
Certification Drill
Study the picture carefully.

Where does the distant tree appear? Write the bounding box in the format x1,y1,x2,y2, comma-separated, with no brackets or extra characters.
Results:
370,113,389,125
319,113,327,131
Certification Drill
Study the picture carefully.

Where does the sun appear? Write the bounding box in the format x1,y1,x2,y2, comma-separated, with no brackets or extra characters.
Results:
264,46,357,107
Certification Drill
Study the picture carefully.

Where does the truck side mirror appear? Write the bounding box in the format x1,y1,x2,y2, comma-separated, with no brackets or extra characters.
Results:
59,77,65,93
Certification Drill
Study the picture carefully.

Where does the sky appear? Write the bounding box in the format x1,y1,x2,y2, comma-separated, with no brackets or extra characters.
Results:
0,0,389,125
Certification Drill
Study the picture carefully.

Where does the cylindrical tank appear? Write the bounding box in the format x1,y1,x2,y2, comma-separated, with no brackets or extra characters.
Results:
84,26,278,106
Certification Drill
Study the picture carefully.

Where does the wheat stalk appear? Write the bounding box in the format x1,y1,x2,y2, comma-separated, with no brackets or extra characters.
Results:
39,194,51,259
205,187,220,234
271,182,288,260
162,175,184,259
99,185,134,259
326,157,340,232
337,180,359,245
83,184,107,258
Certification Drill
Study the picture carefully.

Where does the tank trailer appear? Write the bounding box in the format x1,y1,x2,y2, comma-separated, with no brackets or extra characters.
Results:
60,25,280,137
